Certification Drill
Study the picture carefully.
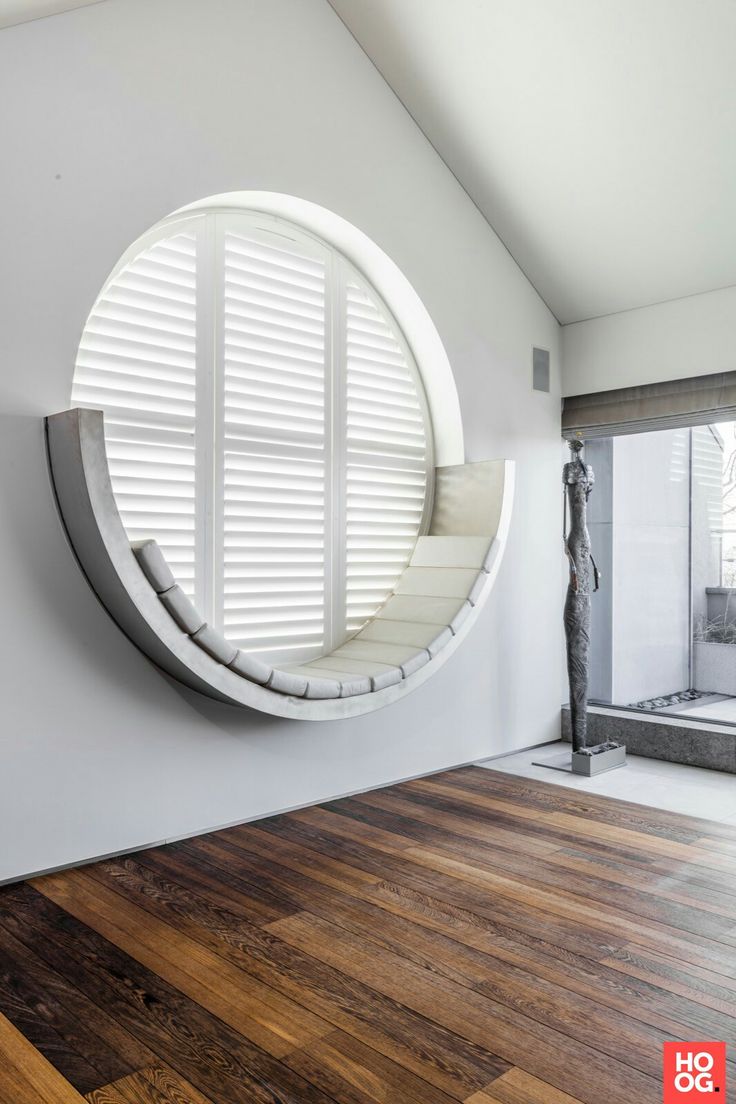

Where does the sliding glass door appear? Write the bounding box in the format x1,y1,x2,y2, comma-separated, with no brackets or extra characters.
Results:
586,421,736,724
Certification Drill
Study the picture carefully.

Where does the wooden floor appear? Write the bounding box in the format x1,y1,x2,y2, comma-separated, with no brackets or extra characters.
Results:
1,768,736,1104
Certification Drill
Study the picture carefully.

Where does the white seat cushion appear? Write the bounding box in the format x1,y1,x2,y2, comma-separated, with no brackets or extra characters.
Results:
377,594,467,627
410,536,492,570
307,655,402,692
286,665,372,697
356,619,448,649
137,529,493,703
368,668,403,691
426,627,453,657
482,537,500,574
450,600,472,634
159,585,205,635
333,641,430,680
468,573,487,606
335,639,429,666
132,539,176,593
394,566,481,599
191,624,238,665
304,676,342,699
268,669,309,697
228,650,273,686
400,650,430,677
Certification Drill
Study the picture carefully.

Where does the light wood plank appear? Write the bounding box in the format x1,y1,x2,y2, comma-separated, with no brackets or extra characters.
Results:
32,869,330,1058
86,1065,214,1103
466,1065,586,1103
0,767,733,1104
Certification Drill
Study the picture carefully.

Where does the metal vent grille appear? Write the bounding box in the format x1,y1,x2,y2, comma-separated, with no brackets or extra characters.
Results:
533,347,550,393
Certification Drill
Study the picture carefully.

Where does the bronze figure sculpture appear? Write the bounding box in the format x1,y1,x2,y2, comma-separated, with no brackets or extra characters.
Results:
563,438,599,753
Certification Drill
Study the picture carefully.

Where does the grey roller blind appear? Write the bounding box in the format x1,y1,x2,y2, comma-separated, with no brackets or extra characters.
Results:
562,370,736,439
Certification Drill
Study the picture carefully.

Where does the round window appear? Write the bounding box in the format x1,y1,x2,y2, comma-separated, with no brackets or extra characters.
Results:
72,209,434,664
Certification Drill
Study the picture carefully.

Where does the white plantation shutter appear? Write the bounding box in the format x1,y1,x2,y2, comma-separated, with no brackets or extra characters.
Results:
221,229,328,660
345,279,430,634
72,229,199,600
72,210,432,662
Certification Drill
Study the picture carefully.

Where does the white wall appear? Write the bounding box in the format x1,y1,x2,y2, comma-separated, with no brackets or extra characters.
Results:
0,0,560,883
562,285,736,397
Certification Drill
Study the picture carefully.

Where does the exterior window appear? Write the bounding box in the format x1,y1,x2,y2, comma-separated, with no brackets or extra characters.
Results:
585,422,736,726
72,210,433,663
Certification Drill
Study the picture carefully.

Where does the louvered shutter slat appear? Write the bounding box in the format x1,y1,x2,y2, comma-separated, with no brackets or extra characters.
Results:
72,230,198,600
222,230,327,659
345,280,429,635
72,212,432,664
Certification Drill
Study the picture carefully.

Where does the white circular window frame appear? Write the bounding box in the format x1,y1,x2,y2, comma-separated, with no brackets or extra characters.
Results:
171,192,464,468
48,194,514,721
81,198,441,662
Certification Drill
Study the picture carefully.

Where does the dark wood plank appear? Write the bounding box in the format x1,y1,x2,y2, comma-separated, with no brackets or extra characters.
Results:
388,778,736,913
294,789,736,940
1,767,735,1104
159,820,736,1043
326,787,736,899
100,848,483,989
127,843,295,928
0,920,156,1095
266,910,661,1103
306,793,736,977
80,851,510,1099
34,866,332,1059
0,1010,87,1102
445,766,736,843
356,782,736,880
0,885,338,1104
286,1029,460,1104
0,942,103,1094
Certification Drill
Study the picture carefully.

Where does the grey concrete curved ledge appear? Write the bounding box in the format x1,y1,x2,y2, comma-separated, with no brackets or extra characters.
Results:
46,408,514,719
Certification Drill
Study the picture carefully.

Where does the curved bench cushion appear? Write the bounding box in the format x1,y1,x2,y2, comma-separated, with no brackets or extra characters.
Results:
267,669,309,697
282,664,373,697
335,639,431,666
301,675,342,700
133,531,496,700
192,624,238,666
394,567,481,599
159,585,206,635
376,594,469,627
410,535,494,570
304,655,403,692
132,539,176,593
228,649,272,686
47,410,513,717
355,619,448,650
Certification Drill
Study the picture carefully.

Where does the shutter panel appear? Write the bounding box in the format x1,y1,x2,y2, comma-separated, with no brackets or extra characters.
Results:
71,230,198,599
72,211,434,664
221,228,328,659
344,277,429,634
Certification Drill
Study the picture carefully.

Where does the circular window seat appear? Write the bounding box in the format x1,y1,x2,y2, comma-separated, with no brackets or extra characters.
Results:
134,532,500,700
47,408,513,719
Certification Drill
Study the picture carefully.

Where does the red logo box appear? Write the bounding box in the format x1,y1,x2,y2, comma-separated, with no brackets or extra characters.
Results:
664,1042,726,1101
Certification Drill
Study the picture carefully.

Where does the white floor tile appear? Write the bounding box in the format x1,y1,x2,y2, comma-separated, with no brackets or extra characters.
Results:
477,741,736,822
678,699,736,723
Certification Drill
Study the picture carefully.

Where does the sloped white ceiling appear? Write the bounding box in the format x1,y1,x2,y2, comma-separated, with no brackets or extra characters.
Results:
329,0,736,324
0,0,102,29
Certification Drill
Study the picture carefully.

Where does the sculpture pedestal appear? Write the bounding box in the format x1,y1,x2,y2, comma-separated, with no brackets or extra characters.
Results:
572,742,626,776
533,742,626,776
